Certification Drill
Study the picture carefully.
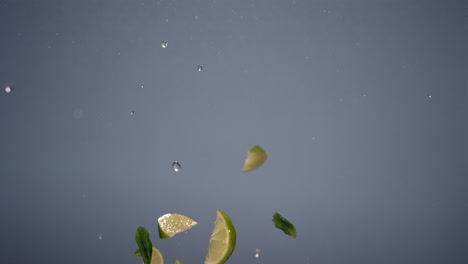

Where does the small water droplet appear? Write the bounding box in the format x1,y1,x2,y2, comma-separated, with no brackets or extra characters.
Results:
194,15,198,19
130,110,135,115
4,85,13,94
254,248,260,258
172,161,181,172
98,233,103,240
161,41,168,48
197,65,203,72
140,84,144,89
428,94,432,98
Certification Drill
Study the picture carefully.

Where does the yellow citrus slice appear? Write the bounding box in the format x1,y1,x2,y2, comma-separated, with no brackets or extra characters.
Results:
150,246,164,264
158,213,198,239
204,210,237,264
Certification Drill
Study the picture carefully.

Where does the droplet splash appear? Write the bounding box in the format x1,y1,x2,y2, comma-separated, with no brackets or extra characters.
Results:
161,41,168,48
254,248,260,258
197,65,203,72
172,161,181,172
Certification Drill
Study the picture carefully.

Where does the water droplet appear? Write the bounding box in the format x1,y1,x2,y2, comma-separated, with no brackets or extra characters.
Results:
4,85,13,94
172,161,181,172
161,41,168,48
254,248,260,258
130,110,135,115
98,233,103,240
428,94,432,98
194,15,198,19
197,65,203,72
140,85,144,89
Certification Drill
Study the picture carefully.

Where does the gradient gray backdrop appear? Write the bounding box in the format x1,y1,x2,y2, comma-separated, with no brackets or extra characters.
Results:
1,0,467,263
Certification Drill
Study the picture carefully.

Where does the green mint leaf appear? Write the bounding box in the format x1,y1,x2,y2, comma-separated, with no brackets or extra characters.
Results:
134,249,141,257
135,227,152,264
272,212,297,238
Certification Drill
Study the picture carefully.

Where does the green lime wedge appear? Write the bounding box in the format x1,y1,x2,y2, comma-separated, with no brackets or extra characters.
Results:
272,212,297,238
158,213,198,239
150,246,164,264
241,145,267,172
175,260,183,264
204,210,237,264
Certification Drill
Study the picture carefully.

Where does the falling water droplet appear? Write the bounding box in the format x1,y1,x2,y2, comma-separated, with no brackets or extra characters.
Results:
98,233,103,240
197,65,203,72
428,94,432,98
140,85,144,89
254,248,260,258
130,110,135,115
161,41,168,48
172,161,181,172
4,85,13,94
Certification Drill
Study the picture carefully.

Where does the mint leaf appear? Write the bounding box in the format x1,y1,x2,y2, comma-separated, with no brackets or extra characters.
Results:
134,249,141,257
135,227,152,264
272,212,297,238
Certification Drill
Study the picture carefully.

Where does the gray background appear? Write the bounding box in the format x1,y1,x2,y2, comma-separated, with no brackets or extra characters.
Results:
0,0,467,263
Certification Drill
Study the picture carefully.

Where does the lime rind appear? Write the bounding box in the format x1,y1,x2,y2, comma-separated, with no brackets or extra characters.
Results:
249,145,266,154
175,260,183,264
272,212,297,238
158,224,171,239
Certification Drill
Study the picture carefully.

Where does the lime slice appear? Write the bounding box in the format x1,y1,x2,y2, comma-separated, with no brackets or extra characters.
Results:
204,210,237,264
175,260,183,264
241,145,267,172
150,246,164,264
272,212,297,238
158,213,198,239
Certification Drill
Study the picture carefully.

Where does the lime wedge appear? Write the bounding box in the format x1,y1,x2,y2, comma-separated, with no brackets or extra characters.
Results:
272,212,297,238
175,260,183,264
150,246,164,264
241,145,267,172
204,210,237,264
158,213,198,239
